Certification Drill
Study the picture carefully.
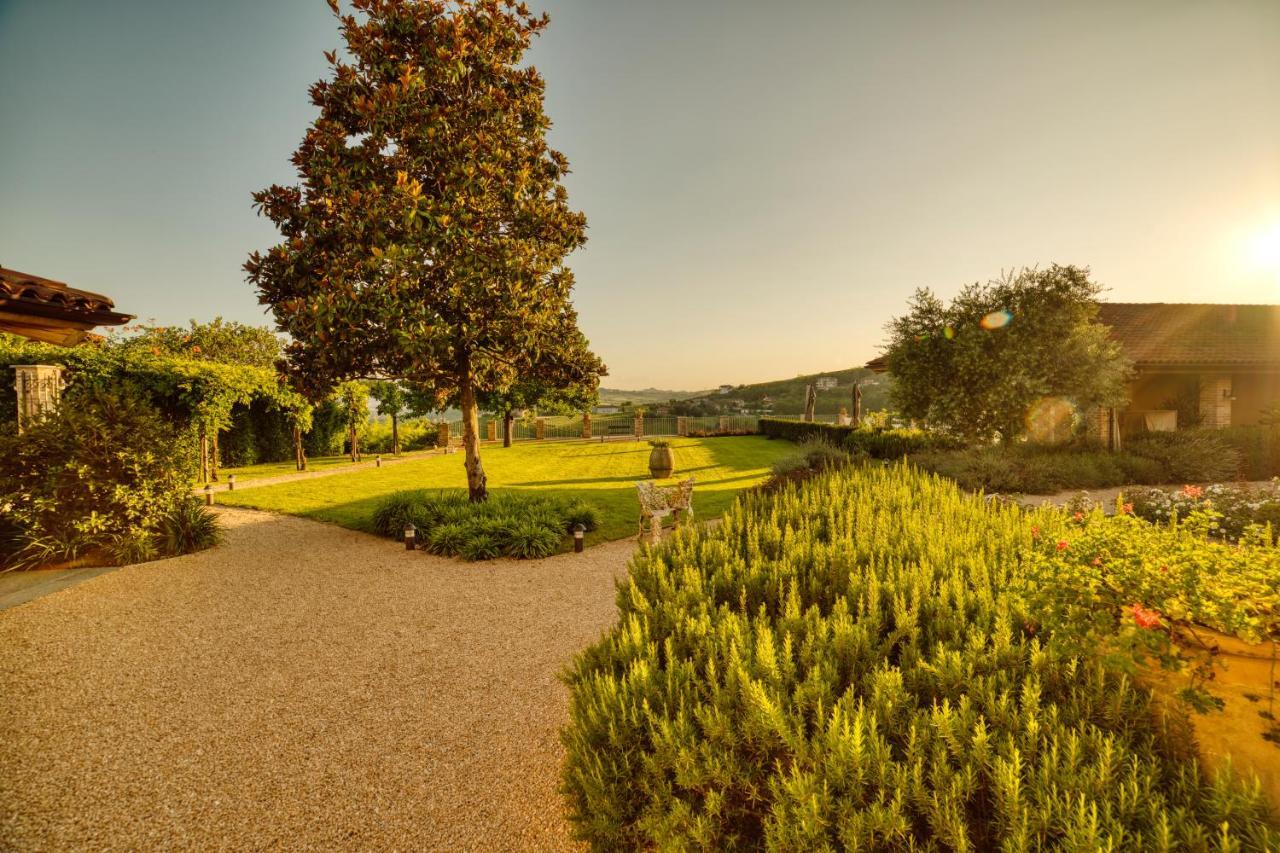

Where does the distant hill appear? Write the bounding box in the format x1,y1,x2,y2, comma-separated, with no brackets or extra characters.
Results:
684,367,890,416
597,387,707,406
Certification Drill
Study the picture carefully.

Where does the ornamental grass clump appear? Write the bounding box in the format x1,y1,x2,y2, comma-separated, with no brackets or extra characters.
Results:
371,490,599,560
561,464,1278,850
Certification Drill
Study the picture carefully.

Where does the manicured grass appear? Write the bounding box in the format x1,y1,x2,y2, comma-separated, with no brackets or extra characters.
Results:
218,436,792,544
208,449,434,485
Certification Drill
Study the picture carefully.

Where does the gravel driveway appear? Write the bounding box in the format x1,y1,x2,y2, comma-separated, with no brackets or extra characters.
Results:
0,508,635,851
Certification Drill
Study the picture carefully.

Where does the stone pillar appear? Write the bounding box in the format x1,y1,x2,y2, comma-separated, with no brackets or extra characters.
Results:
718,415,730,433
581,412,592,439
1198,376,1233,429
535,418,546,440
677,416,688,437
13,364,64,433
485,419,496,441
437,421,450,447
634,414,644,439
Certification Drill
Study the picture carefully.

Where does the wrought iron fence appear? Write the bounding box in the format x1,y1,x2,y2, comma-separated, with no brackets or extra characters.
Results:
432,413,768,445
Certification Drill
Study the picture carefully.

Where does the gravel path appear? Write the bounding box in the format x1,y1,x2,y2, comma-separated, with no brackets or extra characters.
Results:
0,508,636,851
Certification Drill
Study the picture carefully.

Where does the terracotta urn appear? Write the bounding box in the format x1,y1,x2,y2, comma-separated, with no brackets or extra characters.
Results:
648,441,675,479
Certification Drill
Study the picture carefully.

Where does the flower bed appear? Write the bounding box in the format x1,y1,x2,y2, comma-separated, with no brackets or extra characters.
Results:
1128,481,1280,544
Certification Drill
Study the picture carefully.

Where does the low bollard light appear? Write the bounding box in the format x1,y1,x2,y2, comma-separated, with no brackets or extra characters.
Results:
227,474,236,491
204,484,213,506
573,523,585,553
404,523,416,550
376,455,382,468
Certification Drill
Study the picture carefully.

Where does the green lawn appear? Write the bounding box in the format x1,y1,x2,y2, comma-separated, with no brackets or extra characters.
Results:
218,436,792,544
208,449,435,485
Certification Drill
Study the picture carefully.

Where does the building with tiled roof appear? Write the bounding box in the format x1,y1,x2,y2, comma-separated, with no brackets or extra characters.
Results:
867,301,1280,442
0,266,133,346
1096,302,1280,438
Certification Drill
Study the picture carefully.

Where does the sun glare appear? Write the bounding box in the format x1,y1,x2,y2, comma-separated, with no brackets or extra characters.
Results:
1246,221,1280,276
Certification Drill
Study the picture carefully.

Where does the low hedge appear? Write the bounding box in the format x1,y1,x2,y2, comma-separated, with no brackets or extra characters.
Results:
758,418,961,458
370,490,598,560
561,465,1277,849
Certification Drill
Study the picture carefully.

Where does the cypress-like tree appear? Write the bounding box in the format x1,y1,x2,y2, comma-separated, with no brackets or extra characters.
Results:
246,0,593,500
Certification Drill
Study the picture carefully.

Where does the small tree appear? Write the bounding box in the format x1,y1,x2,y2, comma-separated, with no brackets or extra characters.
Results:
246,0,594,501
369,380,407,455
337,380,369,462
883,265,1131,443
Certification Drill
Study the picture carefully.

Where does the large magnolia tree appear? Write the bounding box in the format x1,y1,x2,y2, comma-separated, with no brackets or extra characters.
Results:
246,0,596,500
883,265,1131,443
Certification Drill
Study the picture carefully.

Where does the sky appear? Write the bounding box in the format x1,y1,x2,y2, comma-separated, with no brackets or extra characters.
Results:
2,1,1278,390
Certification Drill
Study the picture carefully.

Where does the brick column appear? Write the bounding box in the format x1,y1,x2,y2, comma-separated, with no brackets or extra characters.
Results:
718,416,730,434
581,412,592,439
1198,376,1233,429
677,416,688,436
535,418,546,440
486,420,497,441
437,421,449,447
633,414,644,439
14,364,64,433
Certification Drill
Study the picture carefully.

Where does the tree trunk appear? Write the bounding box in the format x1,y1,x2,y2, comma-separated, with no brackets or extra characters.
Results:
349,425,360,462
293,425,306,471
199,427,209,483
503,409,513,448
391,412,400,456
460,371,488,501
210,432,220,481
803,385,816,423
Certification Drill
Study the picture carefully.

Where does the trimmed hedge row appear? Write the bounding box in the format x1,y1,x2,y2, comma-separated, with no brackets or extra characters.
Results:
560,465,1278,849
758,417,962,458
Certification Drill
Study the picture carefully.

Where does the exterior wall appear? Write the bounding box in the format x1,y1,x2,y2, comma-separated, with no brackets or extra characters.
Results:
1197,375,1233,429
1229,373,1280,426
13,364,64,432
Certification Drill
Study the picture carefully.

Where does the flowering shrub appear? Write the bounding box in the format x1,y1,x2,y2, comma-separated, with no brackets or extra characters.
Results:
1024,499,1280,646
1128,481,1280,544
562,465,1278,849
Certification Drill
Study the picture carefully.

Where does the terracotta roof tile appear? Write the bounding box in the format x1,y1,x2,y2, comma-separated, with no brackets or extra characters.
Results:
1098,303,1280,369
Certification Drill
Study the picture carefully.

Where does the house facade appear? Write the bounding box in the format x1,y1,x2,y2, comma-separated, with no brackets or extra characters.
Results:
866,302,1280,443
1093,303,1280,443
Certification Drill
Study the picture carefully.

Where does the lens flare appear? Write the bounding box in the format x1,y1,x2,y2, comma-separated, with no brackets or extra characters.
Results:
1025,396,1077,443
980,310,1012,330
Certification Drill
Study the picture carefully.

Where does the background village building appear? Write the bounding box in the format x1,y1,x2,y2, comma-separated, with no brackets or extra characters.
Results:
814,376,838,390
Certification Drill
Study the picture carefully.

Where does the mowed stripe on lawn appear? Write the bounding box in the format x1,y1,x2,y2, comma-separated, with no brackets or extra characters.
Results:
218,436,793,543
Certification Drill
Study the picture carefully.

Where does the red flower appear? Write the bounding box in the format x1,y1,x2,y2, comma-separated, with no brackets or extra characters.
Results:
1159,565,1168,575
1121,503,1134,515
191,345,202,354
1129,604,1161,630
1092,557,1102,567
1073,511,1084,522
1056,540,1069,552
1031,525,1040,538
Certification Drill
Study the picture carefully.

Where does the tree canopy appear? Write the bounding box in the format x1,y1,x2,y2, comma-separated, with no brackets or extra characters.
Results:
883,265,1131,443
245,0,599,500
111,318,283,370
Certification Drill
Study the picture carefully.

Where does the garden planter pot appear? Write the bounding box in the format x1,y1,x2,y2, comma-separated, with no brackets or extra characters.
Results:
649,445,675,479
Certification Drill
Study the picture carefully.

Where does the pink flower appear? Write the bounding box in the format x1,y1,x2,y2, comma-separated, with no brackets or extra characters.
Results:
1129,604,1161,630
1181,485,1204,499
1056,540,1069,552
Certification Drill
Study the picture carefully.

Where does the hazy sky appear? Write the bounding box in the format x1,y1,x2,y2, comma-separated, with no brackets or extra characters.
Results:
2,1,1278,389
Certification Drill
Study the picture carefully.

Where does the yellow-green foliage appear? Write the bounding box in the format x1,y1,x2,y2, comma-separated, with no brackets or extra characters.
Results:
561,465,1278,850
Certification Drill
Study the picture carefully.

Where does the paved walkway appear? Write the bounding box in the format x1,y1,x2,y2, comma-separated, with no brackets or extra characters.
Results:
0,508,636,850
